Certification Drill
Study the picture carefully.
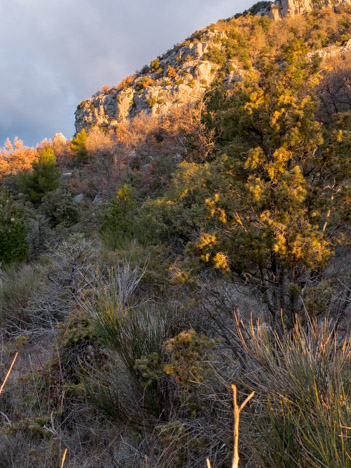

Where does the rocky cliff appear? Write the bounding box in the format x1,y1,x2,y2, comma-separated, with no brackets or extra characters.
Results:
75,1,351,134
75,30,236,133
270,0,351,19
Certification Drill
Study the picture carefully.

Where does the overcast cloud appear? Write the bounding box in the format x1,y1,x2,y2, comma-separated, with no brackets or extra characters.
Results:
0,0,253,146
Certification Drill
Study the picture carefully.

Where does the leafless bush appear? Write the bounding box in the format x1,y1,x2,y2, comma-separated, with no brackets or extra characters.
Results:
317,51,351,123
48,233,98,298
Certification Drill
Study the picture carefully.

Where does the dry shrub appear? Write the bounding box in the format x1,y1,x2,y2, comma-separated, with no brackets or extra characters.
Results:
116,74,136,91
142,313,351,467
0,138,38,181
1,254,349,467
0,264,42,330
114,113,160,149
73,127,125,199
68,106,213,199
52,138,73,166
0,259,71,333
67,172,92,196
0,333,129,468
0,135,75,182
317,51,351,122
114,105,213,161
101,84,110,93
86,127,116,155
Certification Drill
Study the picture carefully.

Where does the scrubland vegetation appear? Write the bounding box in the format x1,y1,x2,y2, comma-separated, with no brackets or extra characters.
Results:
1,4,351,467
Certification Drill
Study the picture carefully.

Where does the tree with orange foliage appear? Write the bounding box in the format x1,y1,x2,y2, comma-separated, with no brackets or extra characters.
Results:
0,137,37,181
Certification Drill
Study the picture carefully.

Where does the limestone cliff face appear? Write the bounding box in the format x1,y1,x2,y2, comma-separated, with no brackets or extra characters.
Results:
271,0,351,18
75,1,351,133
74,30,236,133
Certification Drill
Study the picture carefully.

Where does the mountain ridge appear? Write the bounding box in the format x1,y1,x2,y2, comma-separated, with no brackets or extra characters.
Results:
74,0,351,134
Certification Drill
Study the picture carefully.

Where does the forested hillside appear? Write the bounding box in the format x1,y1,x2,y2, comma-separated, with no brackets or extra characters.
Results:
0,3,351,467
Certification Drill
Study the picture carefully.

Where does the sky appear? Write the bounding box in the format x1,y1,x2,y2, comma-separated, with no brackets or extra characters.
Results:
0,0,254,147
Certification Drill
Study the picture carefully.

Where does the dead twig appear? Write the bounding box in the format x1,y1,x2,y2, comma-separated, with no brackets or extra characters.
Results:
61,448,68,468
0,352,18,395
206,384,255,468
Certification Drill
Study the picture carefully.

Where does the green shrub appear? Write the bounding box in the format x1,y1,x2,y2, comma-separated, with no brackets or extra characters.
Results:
25,213,53,258
83,261,177,423
20,147,60,205
151,57,161,72
41,189,80,227
100,184,137,249
340,33,348,45
139,162,211,246
135,76,156,91
148,97,157,108
90,263,165,372
235,1,272,18
78,100,87,109
71,128,89,162
205,46,227,67
0,264,41,328
0,189,28,264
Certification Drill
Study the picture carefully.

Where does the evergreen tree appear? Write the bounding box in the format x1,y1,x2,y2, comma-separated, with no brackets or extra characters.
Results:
191,42,351,324
71,129,89,162
22,147,60,205
41,189,80,227
0,189,28,264
100,184,136,249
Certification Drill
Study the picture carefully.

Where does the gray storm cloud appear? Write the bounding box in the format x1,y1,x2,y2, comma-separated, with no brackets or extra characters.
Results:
0,0,253,146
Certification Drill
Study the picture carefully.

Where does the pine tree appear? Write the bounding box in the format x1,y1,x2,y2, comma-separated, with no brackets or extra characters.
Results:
71,129,89,162
191,41,351,324
100,184,136,249
0,189,28,264
22,147,60,205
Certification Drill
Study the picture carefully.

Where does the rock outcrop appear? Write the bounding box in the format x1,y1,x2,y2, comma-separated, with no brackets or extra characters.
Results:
75,30,244,133
52,133,66,145
75,0,351,134
307,38,351,59
270,0,351,18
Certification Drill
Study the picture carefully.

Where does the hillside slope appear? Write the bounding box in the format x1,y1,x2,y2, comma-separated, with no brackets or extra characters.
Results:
75,0,351,134
2,3,351,468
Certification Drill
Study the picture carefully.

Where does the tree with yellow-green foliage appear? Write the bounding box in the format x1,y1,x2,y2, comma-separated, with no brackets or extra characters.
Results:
189,41,351,324
71,128,89,162
140,161,211,247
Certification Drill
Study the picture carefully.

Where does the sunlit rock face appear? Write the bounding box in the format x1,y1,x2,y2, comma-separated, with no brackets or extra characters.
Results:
278,0,313,16
75,0,351,134
74,30,238,133
52,133,66,145
270,0,351,18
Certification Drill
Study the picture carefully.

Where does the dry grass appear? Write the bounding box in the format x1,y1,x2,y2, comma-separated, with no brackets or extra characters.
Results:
0,237,350,467
232,316,351,467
